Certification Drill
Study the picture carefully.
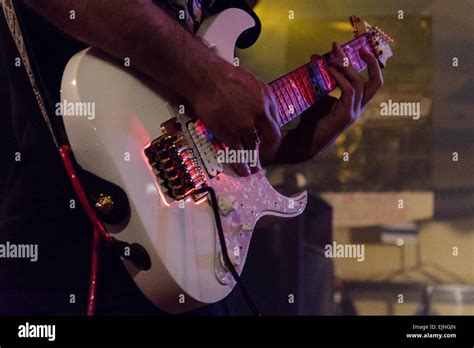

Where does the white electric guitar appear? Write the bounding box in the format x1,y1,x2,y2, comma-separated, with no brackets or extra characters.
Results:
61,8,393,313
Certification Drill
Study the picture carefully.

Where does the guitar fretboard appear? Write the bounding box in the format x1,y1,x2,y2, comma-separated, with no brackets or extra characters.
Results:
270,34,373,127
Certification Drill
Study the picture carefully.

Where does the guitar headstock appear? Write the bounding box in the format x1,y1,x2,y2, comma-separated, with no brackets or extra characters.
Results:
350,16,394,68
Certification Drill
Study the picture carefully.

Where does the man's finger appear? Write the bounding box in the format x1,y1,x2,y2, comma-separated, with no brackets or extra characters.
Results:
327,66,357,129
331,41,345,59
329,42,364,111
255,102,281,162
241,132,260,173
327,66,354,112
359,48,383,107
225,138,251,177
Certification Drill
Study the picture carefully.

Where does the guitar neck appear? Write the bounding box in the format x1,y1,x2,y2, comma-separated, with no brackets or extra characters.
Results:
270,34,373,127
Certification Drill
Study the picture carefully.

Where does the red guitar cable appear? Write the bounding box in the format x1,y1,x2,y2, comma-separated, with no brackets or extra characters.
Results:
60,145,113,316
60,145,259,316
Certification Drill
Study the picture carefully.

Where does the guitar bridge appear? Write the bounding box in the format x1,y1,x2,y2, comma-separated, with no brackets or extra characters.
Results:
145,118,207,201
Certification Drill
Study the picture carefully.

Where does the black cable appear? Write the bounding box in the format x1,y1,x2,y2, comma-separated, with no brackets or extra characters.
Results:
195,186,260,316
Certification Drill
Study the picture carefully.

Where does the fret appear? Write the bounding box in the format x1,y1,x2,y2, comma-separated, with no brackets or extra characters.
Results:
270,84,287,126
276,79,293,121
298,66,316,105
278,79,297,119
269,33,375,128
270,65,321,126
352,44,362,70
352,40,365,69
276,100,288,126
307,63,323,101
340,36,369,73
343,43,358,72
296,69,311,109
270,83,288,124
270,83,286,120
278,78,294,115
351,40,365,72
291,70,310,111
291,72,305,110
287,74,306,114
277,91,290,125
282,77,301,117
273,80,287,120
311,57,336,95
342,44,354,68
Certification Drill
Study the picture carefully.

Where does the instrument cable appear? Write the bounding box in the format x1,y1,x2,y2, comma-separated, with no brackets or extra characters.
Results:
195,186,260,316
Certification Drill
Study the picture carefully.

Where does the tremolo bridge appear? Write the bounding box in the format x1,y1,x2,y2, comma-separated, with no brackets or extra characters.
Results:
145,118,207,201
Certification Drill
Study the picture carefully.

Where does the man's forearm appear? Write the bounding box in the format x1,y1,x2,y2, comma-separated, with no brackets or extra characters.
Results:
24,0,223,102
22,0,284,174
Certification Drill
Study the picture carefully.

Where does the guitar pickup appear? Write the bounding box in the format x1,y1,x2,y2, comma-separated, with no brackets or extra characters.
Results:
187,120,223,178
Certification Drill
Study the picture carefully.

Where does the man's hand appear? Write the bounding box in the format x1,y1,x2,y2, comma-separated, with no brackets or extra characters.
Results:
23,0,280,177
190,60,281,176
275,42,383,163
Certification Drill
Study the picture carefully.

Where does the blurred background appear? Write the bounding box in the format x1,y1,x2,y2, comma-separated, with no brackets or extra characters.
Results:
233,0,473,315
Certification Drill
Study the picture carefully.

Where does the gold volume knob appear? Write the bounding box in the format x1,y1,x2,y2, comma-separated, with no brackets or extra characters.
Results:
95,194,114,215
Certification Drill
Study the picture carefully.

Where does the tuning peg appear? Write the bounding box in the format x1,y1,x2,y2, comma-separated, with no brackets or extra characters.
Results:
350,16,360,36
350,15,360,25
381,33,394,43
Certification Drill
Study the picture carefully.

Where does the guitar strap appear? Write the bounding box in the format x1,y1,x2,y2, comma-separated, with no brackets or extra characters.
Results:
1,0,62,149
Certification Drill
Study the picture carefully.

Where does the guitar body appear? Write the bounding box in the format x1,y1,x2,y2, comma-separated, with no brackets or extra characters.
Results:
61,8,307,313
